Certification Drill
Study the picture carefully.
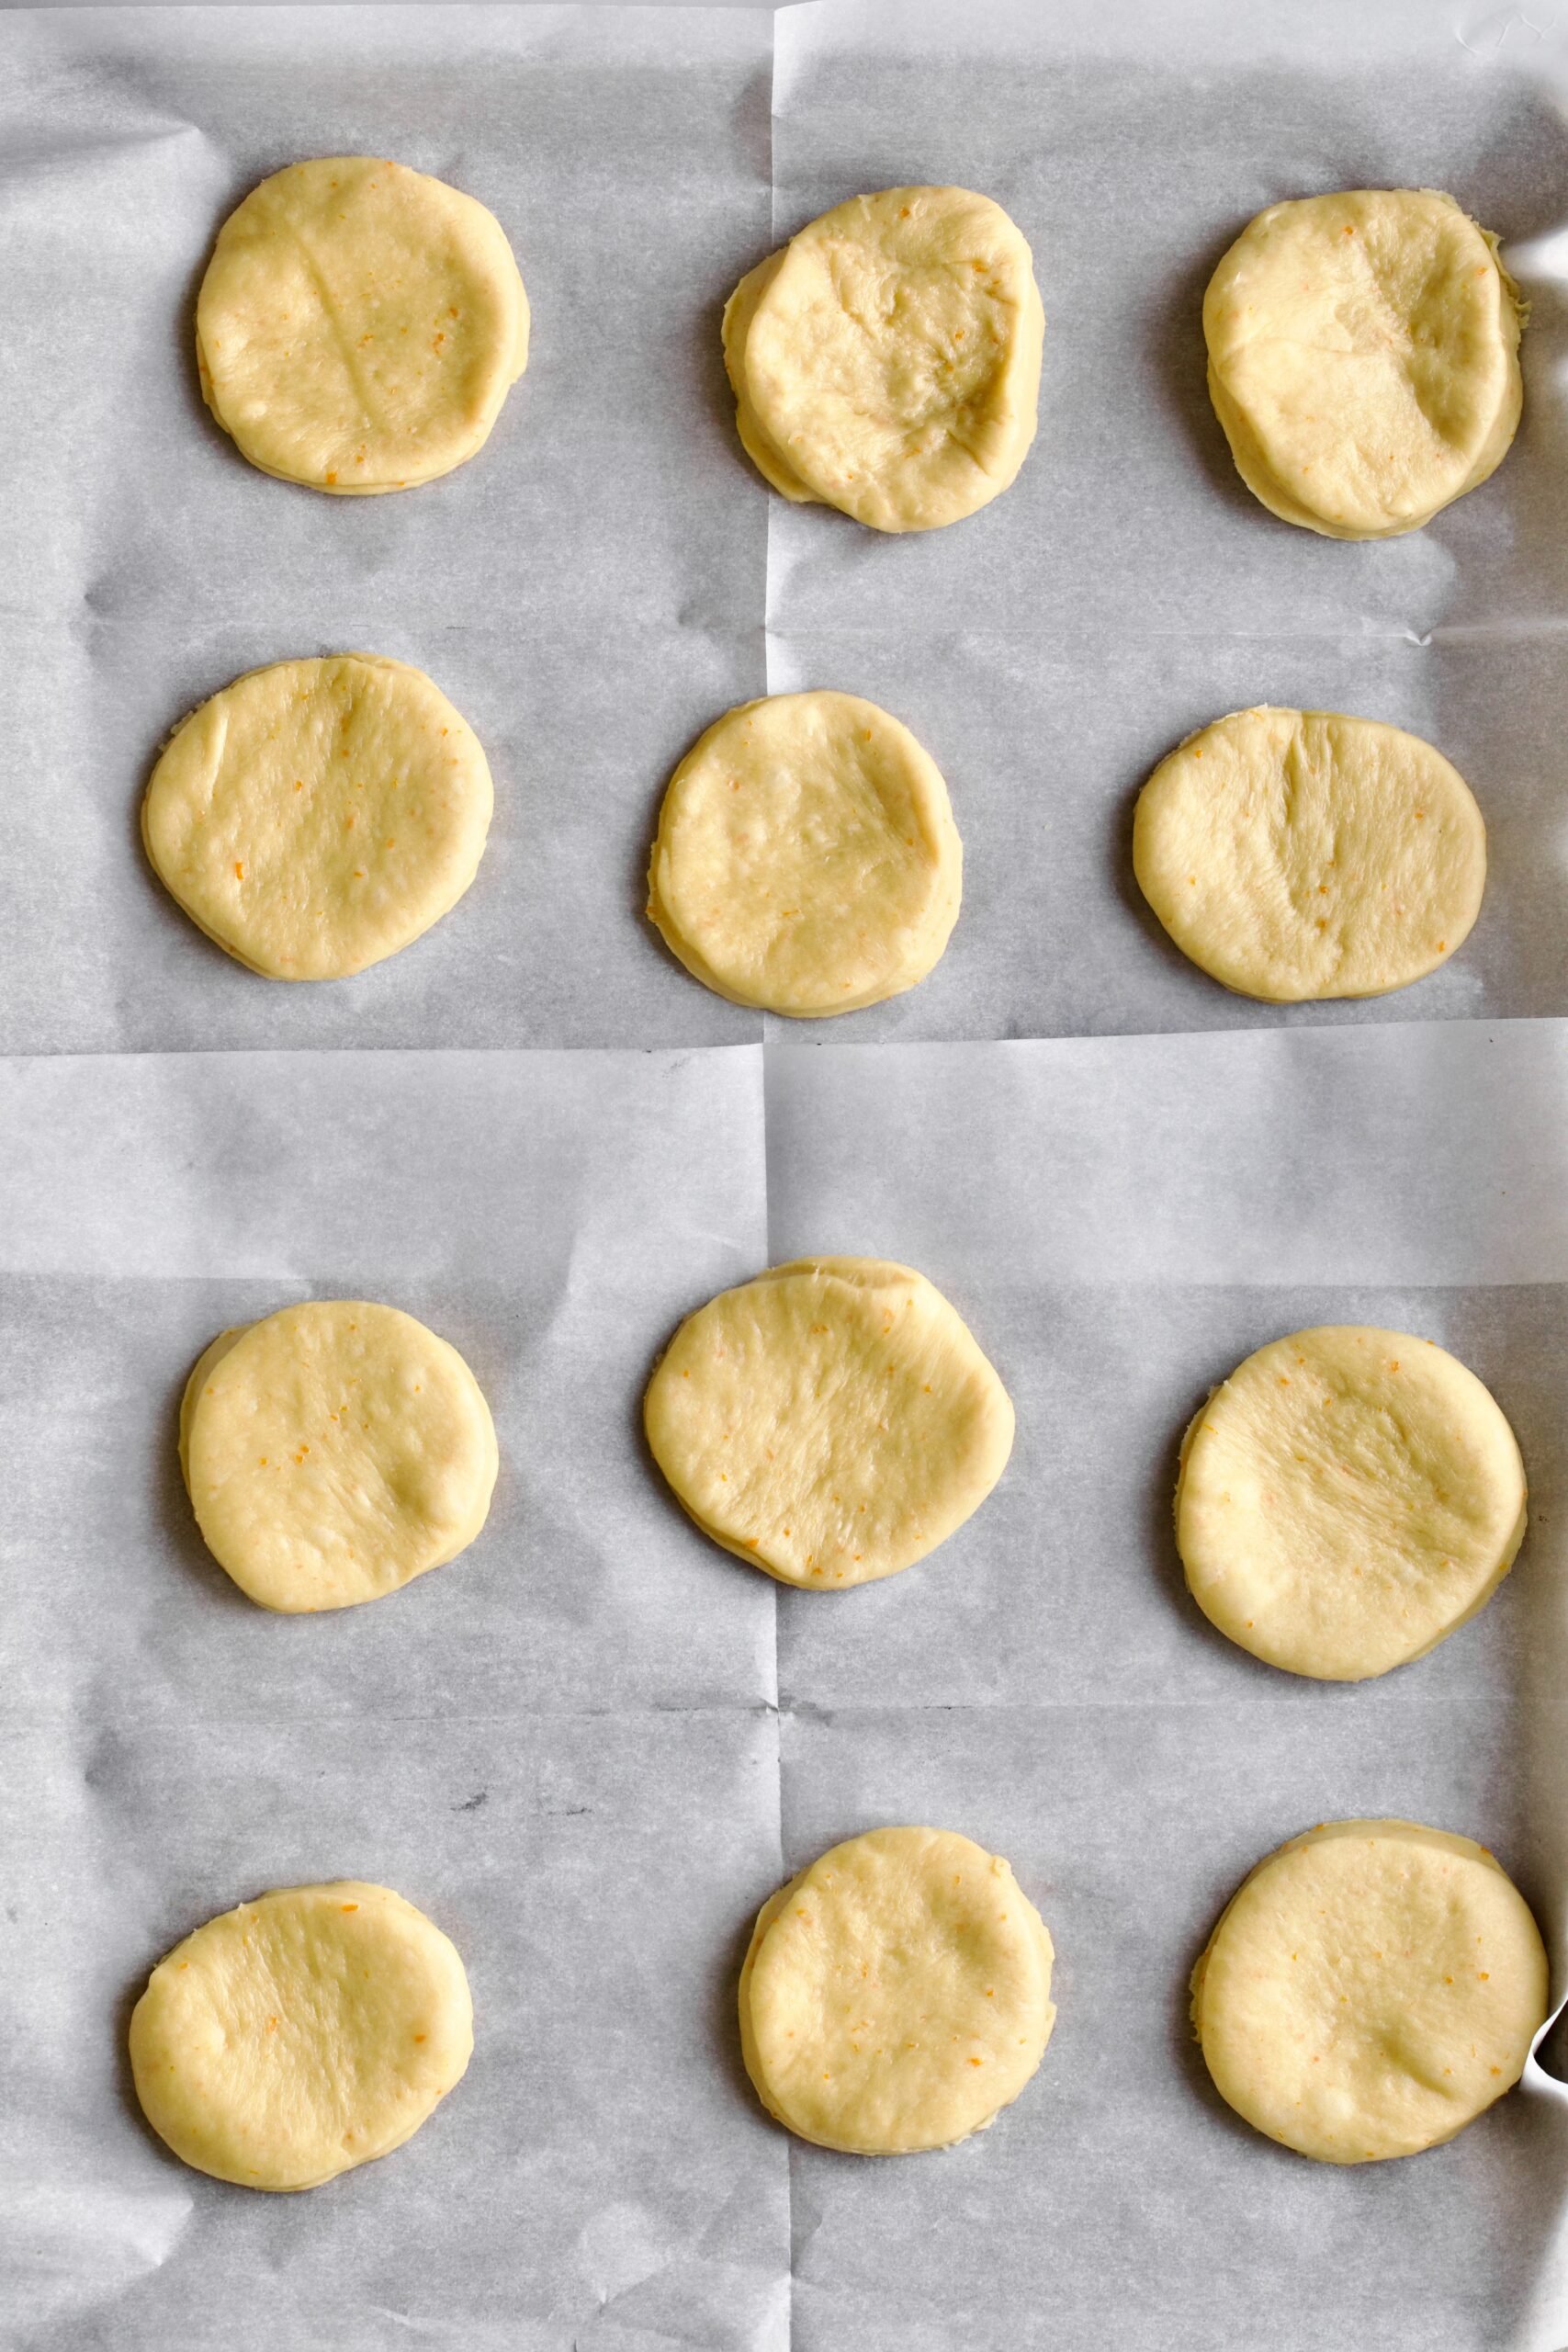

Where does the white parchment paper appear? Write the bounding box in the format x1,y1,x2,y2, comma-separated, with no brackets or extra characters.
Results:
4,0,1568,1048
4,1025,1568,2352
5,4,1568,2350
764,0,1568,1042
0,1044,794,2351
764,1020,1568,2352
0,3,773,1054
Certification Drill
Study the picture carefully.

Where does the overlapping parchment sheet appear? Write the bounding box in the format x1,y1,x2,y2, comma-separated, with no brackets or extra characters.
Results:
0,1045,792,2350
762,1020,1568,2352
6,1,1568,1056
0,4,772,1055
763,0,1568,1041
5,1027,1568,2350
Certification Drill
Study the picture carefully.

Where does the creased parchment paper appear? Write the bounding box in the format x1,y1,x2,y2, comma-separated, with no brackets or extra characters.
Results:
5,3,1568,2350
0,1044,791,2351
4,1,1568,1050
763,0,1568,1042
0,3,773,1054
764,1020,1568,2352
4,1024,1568,2351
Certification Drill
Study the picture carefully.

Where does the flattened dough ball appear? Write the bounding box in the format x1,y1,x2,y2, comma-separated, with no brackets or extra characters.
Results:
648,691,963,1015
730,187,1044,531
1176,1327,1526,1680
1133,707,1486,1001
740,1827,1055,2154
197,157,528,492
644,1259,1012,1589
181,1301,499,1612
1204,190,1523,539
1191,1821,1547,2163
143,655,493,980
130,1882,473,2189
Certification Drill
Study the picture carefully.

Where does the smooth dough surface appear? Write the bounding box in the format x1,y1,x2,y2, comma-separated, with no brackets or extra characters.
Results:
1134,707,1486,1001
130,1882,473,2189
1204,189,1522,539
142,655,493,980
182,1301,498,1611
740,1826,1055,2154
721,253,819,504
732,187,1044,531
1192,1820,1547,2163
197,156,528,492
1176,1327,1526,1680
648,692,963,1015
643,1258,1013,1589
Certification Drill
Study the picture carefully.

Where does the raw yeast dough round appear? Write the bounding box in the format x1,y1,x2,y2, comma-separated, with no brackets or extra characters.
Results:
643,1259,1013,1588
197,157,528,492
728,187,1044,531
1204,189,1523,538
1176,1327,1526,1679
1133,707,1485,1001
181,1300,498,1611
142,655,493,980
130,1881,473,2189
1192,1821,1547,2163
648,691,962,1015
740,1826,1055,2154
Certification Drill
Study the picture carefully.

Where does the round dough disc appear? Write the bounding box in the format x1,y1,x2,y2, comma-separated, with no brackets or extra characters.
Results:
644,1258,1013,1589
181,1301,499,1612
1203,189,1523,540
1133,707,1486,1001
130,1881,473,2189
1176,1327,1526,1680
142,655,494,981
736,186,1044,532
197,156,528,492
648,691,963,1015
1192,1820,1547,2163
739,1826,1055,2154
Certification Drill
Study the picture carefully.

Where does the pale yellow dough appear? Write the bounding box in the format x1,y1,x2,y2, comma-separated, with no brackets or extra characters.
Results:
130,1882,473,2190
197,157,528,492
1204,189,1523,539
648,691,962,1015
643,1258,1013,1589
740,1827,1055,2154
181,1301,498,1612
721,253,818,504
1192,1821,1547,2164
1176,1327,1526,1680
142,655,493,981
1133,707,1486,1001
729,187,1044,532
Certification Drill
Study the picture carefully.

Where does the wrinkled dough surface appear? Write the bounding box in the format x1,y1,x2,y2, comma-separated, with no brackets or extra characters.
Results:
130,1882,473,2189
1134,707,1485,1001
740,1827,1055,2154
1176,1327,1526,1679
182,1300,498,1611
142,655,493,981
648,691,962,1015
1192,1821,1547,2163
738,186,1043,531
1204,189,1522,539
643,1258,1013,1589
197,156,528,492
